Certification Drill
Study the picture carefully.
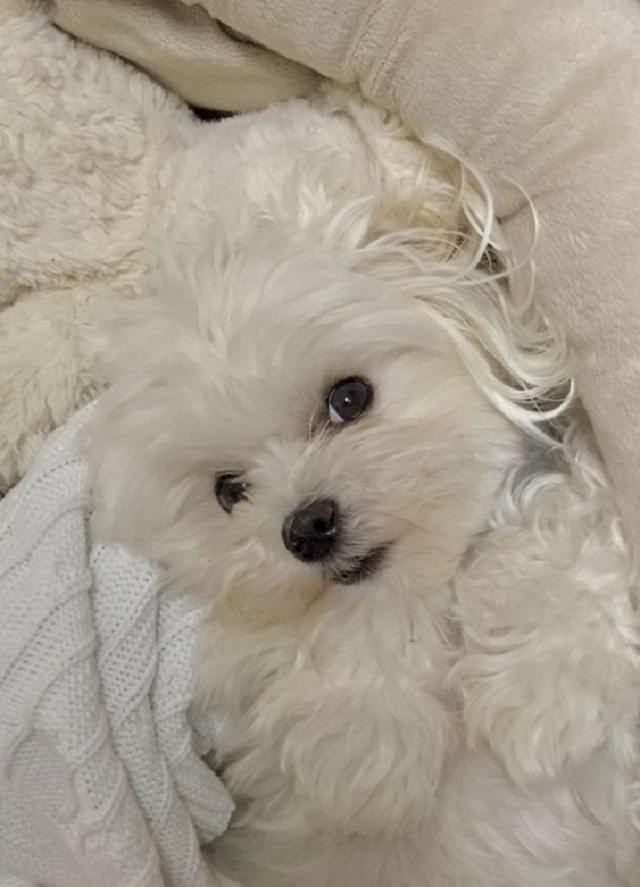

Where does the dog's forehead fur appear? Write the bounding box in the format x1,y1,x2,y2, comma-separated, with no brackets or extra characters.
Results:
179,262,471,464
192,245,454,393
208,248,446,359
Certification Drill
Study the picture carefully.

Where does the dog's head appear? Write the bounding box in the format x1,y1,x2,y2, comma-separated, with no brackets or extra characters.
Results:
88,214,573,831
89,217,567,632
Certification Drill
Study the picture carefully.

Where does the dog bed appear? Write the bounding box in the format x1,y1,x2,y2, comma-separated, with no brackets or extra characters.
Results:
1,2,639,883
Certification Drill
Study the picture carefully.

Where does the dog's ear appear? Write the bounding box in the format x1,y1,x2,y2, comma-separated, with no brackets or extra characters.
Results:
449,463,640,787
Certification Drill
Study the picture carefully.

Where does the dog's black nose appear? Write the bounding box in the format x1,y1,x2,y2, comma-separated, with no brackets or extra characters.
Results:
282,499,339,563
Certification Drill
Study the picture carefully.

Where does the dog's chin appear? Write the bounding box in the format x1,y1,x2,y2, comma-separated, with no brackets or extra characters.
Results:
326,545,388,586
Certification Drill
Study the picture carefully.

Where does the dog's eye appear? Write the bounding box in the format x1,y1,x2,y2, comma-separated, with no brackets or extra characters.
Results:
215,472,249,514
327,377,373,425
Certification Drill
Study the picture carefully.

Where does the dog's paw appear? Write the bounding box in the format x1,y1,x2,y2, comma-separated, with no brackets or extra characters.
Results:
451,499,640,786
451,650,616,784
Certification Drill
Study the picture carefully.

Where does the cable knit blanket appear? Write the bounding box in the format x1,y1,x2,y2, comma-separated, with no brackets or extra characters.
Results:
0,405,233,887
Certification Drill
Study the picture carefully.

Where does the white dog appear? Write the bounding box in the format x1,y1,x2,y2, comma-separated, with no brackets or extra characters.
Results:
87,91,640,887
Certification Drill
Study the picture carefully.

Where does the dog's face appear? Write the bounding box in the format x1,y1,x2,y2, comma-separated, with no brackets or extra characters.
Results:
92,241,520,630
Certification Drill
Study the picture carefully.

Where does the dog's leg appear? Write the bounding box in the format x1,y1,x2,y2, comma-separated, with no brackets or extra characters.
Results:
450,475,640,786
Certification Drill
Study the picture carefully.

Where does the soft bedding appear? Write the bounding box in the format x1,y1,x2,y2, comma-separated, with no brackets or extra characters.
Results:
0,405,233,887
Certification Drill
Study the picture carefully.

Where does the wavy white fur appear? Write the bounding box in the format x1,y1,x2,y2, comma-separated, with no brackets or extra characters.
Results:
87,90,640,887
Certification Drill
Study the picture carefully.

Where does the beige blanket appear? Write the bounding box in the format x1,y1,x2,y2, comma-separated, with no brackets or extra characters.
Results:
49,0,640,556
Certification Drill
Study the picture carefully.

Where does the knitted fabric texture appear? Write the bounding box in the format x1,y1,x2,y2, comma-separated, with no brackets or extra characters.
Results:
0,405,233,887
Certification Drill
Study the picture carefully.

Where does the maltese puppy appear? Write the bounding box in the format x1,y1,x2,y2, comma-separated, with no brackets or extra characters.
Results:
88,94,640,887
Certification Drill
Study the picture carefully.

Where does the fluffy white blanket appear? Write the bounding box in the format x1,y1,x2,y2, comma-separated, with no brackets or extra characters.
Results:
0,406,233,887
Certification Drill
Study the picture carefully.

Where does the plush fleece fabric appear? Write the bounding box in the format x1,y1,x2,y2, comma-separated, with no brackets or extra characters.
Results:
0,1,190,490
47,0,640,559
